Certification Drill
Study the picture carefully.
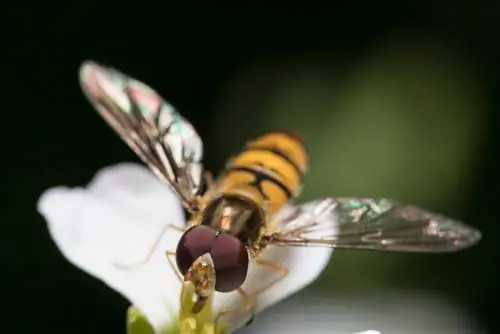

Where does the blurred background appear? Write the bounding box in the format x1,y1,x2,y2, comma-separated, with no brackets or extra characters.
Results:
5,3,499,334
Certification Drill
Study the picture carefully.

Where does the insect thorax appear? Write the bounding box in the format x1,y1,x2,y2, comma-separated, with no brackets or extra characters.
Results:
200,192,266,250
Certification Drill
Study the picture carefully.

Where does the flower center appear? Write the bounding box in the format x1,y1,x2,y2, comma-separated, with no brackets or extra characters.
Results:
176,282,229,334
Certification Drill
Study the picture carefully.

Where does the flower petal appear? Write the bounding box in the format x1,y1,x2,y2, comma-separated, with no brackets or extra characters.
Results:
37,163,186,329
87,163,185,228
213,199,335,330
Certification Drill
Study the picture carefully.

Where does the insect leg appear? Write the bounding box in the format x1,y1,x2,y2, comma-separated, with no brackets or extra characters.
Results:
113,224,186,270
240,259,289,326
251,259,289,296
215,288,254,324
165,250,182,282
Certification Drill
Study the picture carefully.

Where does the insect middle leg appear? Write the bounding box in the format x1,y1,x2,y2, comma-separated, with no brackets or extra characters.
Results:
113,223,186,270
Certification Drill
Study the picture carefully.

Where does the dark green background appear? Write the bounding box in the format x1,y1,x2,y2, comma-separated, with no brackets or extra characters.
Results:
4,3,498,333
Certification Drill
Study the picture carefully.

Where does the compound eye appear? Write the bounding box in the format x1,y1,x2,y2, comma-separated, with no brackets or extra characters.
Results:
210,234,249,292
176,225,217,275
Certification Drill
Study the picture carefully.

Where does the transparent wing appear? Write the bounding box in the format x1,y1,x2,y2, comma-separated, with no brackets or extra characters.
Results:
79,60,203,212
266,197,482,252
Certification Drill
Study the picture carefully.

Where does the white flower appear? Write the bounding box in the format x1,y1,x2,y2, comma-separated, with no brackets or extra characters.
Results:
37,163,378,334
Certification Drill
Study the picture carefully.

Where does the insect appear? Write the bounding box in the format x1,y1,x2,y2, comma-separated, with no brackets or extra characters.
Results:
78,60,482,324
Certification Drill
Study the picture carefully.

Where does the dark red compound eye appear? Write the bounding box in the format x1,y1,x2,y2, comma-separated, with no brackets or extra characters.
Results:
176,225,217,275
210,233,249,292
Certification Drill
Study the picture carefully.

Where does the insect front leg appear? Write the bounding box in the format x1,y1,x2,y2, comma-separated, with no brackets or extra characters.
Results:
113,224,186,270
240,259,289,327
215,288,254,325
251,259,289,296
165,250,182,282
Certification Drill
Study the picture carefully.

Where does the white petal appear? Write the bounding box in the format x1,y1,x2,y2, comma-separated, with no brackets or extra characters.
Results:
37,163,186,328
87,162,185,228
213,199,335,330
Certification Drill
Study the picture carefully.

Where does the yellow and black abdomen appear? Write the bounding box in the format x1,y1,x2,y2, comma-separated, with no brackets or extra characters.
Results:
216,131,308,215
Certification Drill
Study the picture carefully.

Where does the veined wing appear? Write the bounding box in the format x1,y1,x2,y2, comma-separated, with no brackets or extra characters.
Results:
266,197,481,252
79,60,203,212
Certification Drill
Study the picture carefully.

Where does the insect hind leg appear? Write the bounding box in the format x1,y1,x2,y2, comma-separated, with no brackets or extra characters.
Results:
113,224,186,270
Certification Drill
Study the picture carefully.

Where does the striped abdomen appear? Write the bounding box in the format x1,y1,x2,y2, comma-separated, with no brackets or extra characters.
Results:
215,131,308,215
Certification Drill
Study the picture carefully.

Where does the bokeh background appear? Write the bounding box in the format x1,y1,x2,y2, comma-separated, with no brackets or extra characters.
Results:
5,4,499,334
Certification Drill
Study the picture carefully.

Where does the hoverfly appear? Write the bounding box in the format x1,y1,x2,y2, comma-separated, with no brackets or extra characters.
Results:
78,60,481,324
